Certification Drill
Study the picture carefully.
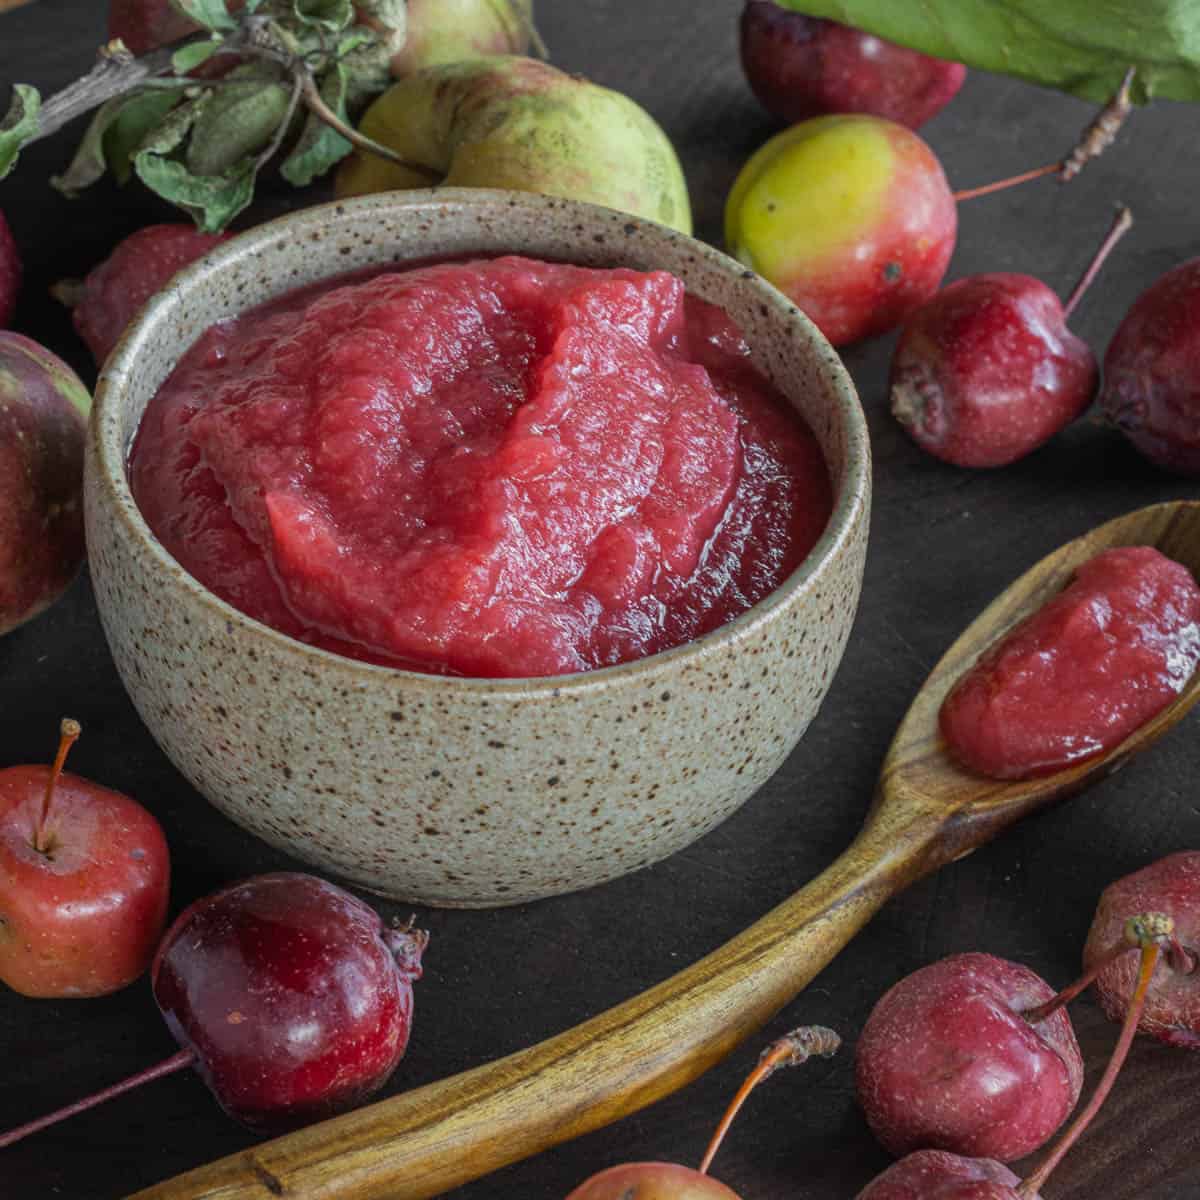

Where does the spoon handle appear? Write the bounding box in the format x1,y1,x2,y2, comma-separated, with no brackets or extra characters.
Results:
127,804,948,1200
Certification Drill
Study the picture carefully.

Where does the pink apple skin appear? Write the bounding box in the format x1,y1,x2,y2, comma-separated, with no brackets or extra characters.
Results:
890,274,1098,468
726,114,957,348
740,2,966,130
0,765,169,998
0,210,20,327
1084,852,1200,1050
1100,258,1200,475
855,953,1083,1162
855,1150,1035,1200
566,1162,742,1199
152,873,427,1131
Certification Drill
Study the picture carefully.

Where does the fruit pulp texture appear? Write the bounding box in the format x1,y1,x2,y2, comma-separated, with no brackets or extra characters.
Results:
940,546,1200,779
131,256,831,677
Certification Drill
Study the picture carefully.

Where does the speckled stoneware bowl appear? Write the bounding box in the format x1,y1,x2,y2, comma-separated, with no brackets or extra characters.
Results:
84,190,870,907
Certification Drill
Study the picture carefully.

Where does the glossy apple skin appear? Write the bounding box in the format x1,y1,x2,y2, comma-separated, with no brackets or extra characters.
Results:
0,765,169,998
566,1162,741,1199
1,334,92,636
725,114,956,346
1100,258,1200,474
855,953,1083,1162
1084,852,1200,1050
855,1150,1034,1200
890,274,1098,467
740,3,966,129
152,872,427,1131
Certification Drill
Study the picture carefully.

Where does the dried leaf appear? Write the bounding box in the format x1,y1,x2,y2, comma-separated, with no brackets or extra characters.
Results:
135,153,257,232
187,76,291,175
0,84,42,179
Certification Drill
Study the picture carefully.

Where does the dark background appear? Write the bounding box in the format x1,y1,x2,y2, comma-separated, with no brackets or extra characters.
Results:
4,2,1200,1197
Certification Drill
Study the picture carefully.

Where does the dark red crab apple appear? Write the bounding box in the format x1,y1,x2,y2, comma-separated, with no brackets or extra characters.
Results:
1100,258,1200,474
855,952,1083,1162
1084,852,1200,1049
0,334,92,635
739,2,966,129
0,719,169,998
858,925,1168,1200
566,1026,840,1199
891,207,1132,467
0,872,427,1146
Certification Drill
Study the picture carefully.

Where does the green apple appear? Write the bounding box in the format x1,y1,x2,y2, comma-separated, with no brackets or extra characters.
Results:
335,56,692,235
391,0,535,76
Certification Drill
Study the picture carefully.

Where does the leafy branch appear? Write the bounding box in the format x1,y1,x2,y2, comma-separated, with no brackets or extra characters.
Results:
1,0,440,231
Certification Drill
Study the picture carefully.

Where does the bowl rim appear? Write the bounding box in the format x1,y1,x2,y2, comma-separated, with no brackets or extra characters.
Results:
90,188,870,699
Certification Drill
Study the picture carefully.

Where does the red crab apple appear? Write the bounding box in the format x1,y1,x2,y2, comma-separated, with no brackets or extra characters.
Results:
725,113,956,346
739,2,966,129
855,952,1083,1162
891,207,1131,467
1084,852,1200,1048
70,224,228,367
0,333,92,636
0,719,169,998
0,872,427,1147
1100,258,1200,474
859,925,1168,1199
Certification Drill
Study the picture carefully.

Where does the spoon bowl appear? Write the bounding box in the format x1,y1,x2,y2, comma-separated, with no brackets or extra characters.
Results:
129,501,1200,1200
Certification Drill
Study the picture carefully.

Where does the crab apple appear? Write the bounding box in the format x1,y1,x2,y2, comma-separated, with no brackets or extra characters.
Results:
740,3,966,129
854,1150,1030,1200
855,953,1083,1162
0,333,92,636
0,719,170,998
1084,852,1200,1049
725,113,955,346
1100,258,1200,474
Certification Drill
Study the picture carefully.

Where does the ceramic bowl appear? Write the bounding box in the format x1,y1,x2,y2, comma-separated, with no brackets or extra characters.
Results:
84,190,870,907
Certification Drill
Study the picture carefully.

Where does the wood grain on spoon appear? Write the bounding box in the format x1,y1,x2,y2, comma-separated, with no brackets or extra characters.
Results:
128,500,1200,1200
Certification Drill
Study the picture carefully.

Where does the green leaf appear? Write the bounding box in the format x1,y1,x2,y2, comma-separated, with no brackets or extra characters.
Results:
135,151,257,232
776,0,1200,104
0,85,42,180
168,0,237,33
353,0,405,37
292,0,354,33
107,89,183,184
50,89,179,195
280,61,352,186
187,77,292,175
172,40,221,74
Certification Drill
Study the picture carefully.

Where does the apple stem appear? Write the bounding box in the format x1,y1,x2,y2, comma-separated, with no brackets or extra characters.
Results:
696,1025,840,1176
0,1048,195,1150
1016,919,1165,1198
952,162,1060,203
1062,206,1133,320
1022,909,1174,1025
33,717,82,854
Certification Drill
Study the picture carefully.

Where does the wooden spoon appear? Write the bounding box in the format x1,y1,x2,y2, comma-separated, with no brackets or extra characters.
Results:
129,500,1200,1200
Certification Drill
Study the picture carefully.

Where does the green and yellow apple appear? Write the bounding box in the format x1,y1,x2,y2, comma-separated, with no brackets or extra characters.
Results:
335,56,692,235
725,113,956,346
389,0,534,76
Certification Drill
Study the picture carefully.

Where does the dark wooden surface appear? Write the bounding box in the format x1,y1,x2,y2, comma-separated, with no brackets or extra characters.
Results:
3,3,1200,1198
